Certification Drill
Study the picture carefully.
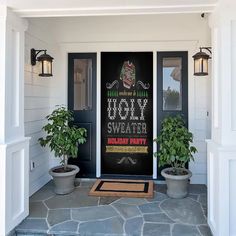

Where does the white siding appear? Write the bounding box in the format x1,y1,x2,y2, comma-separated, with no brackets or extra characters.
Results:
190,75,211,184
24,22,63,196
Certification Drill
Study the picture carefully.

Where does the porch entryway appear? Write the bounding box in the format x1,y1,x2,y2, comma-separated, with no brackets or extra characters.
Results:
15,181,211,236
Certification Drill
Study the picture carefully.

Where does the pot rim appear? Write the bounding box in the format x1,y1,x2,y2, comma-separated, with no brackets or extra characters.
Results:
161,167,192,180
49,164,80,177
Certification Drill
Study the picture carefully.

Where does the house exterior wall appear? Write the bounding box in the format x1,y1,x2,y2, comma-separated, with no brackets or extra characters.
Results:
27,13,211,194
207,1,236,235
24,22,64,195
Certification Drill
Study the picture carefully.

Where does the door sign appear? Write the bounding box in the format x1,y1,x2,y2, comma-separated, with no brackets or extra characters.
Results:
101,52,153,175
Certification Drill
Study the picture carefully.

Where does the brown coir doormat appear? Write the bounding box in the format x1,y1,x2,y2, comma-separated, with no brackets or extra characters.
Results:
89,179,153,198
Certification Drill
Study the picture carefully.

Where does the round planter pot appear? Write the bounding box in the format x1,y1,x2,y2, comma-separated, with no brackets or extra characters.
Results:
161,167,192,199
49,164,79,195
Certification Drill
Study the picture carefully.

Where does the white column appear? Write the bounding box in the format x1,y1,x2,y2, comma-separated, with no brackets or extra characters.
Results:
0,6,29,235
207,1,236,235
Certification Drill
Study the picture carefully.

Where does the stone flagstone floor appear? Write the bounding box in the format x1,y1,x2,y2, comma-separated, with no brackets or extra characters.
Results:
15,180,212,236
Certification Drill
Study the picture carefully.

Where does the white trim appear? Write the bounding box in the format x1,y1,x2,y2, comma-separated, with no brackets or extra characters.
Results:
96,52,101,177
0,7,29,234
207,139,236,236
0,137,30,235
153,51,157,179
13,3,217,18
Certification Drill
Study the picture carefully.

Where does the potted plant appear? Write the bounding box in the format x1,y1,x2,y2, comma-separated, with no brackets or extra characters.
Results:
39,106,87,195
154,115,197,198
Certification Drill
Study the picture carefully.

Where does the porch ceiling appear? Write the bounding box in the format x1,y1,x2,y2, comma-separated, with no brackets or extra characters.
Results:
3,0,218,17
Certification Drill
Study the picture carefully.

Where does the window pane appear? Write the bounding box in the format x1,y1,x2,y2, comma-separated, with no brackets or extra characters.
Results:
74,59,92,110
163,57,182,111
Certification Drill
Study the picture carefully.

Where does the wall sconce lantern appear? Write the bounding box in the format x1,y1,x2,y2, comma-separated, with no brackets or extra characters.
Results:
192,47,212,76
31,48,54,77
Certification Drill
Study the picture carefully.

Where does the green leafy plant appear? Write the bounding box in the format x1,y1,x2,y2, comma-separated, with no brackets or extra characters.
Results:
164,88,180,110
154,115,197,175
38,106,87,171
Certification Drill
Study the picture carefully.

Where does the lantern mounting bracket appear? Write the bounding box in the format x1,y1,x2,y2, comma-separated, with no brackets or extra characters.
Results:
31,48,47,66
199,47,212,58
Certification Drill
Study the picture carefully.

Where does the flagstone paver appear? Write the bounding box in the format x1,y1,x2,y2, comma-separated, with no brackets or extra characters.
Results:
125,216,143,236
116,197,147,205
199,193,207,208
78,180,96,187
172,224,200,236
47,209,71,226
154,184,167,193
112,202,141,219
16,219,48,233
160,198,207,225
72,205,118,221
48,221,78,234
198,225,213,236
28,201,48,218
45,187,99,209
202,207,208,217
15,181,211,236
143,223,171,236
143,212,174,223
146,192,168,202
188,193,199,201
189,184,207,194
99,196,120,205
30,183,55,202
139,202,162,214
78,216,124,235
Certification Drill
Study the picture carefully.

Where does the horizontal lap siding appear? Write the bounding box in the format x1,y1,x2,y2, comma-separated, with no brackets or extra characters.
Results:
24,28,62,196
191,77,211,184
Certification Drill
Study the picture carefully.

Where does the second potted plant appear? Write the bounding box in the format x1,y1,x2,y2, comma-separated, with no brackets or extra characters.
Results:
154,115,197,198
39,106,87,195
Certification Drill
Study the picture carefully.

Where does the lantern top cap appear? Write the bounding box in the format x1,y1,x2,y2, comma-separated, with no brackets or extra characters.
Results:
193,47,212,60
192,50,209,59
37,52,54,62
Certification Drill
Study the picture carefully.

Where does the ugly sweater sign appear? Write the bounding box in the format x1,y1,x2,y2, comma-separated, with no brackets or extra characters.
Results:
101,52,153,175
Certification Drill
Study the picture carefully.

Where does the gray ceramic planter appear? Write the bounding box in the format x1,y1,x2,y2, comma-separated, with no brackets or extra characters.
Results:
49,164,79,195
161,167,192,198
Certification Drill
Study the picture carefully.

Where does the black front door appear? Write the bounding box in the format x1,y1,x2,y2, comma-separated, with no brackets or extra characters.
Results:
68,53,97,177
157,51,188,179
101,52,153,177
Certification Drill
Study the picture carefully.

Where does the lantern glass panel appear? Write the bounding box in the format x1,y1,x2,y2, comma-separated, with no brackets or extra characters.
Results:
194,58,202,74
202,58,208,74
42,60,52,75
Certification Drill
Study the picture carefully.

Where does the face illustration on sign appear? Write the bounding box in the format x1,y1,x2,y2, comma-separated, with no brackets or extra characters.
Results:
120,61,136,89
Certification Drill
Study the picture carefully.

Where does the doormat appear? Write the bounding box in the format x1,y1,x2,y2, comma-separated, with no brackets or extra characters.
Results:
89,179,153,198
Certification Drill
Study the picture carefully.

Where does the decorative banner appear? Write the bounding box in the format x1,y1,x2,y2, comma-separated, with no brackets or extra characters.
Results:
106,146,148,153
101,52,153,176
